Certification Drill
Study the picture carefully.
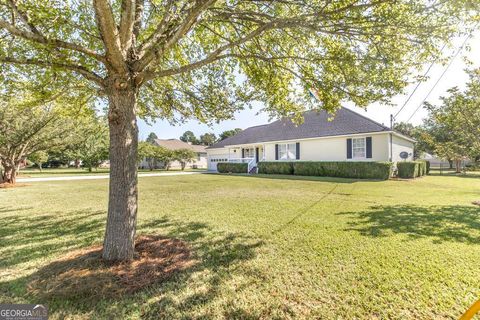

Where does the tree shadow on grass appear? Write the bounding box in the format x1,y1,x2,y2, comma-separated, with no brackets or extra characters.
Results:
0,208,105,269
0,209,264,319
339,205,480,244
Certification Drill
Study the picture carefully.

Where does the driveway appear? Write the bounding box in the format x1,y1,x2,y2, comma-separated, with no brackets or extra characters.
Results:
16,171,204,183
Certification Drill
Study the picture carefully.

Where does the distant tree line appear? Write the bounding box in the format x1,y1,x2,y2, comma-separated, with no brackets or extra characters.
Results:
179,128,242,146
394,69,480,173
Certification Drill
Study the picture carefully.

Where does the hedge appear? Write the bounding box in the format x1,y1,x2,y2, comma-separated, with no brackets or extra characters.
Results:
397,161,428,179
257,161,392,180
293,161,393,180
257,161,294,175
217,162,248,174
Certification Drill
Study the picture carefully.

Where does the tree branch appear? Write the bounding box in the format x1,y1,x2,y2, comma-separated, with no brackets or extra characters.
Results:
119,0,136,52
144,22,272,81
0,57,105,86
92,0,127,72
0,19,105,63
134,0,217,72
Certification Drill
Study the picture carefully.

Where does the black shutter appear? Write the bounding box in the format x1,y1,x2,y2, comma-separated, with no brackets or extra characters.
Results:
255,147,259,162
347,139,352,159
366,137,372,158
296,142,300,160
275,144,279,160
241,148,245,158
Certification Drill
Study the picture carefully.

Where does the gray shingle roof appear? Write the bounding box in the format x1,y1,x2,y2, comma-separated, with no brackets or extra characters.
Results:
154,139,207,152
209,108,390,149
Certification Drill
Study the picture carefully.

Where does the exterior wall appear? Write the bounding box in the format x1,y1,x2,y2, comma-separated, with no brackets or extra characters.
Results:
264,133,390,161
391,135,414,162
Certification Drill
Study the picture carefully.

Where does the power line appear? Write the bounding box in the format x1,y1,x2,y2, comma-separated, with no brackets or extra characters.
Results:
405,27,477,123
393,42,448,120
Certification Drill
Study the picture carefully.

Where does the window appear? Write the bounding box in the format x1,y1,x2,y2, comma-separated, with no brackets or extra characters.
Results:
243,148,255,158
279,143,297,160
352,138,366,159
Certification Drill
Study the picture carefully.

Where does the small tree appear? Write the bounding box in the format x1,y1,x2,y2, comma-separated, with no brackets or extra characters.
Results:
66,117,109,172
153,146,174,170
29,151,49,172
138,141,156,170
173,149,197,170
0,98,75,184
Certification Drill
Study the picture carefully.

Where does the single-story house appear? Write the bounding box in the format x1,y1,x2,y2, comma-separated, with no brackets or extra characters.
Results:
206,108,415,172
140,138,207,169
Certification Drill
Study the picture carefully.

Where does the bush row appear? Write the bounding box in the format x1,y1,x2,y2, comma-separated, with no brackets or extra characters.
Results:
397,160,430,178
257,161,393,180
217,162,248,173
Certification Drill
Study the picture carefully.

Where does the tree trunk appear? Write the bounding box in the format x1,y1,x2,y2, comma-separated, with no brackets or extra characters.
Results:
75,159,81,169
102,84,139,261
455,159,461,173
38,163,43,172
1,160,17,184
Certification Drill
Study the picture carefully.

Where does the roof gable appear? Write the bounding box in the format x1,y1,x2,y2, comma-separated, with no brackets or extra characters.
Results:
210,108,390,148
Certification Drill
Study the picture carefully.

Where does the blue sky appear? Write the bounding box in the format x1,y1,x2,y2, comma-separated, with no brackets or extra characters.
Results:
138,30,480,141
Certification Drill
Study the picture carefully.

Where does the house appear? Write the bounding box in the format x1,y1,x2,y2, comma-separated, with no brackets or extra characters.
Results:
140,139,207,169
206,108,415,172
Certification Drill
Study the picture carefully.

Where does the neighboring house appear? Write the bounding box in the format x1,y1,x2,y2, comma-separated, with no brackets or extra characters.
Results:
140,139,207,169
206,108,415,172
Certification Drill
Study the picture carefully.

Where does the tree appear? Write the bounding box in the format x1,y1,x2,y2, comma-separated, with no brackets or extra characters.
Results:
200,132,217,146
393,122,432,159
0,1,473,261
423,69,480,173
29,151,49,172
0,98,75,184
138,141,156,170
67,118,110,172
146,132,158,144
180,131,199,145
173,148,197,170
219,128,243,141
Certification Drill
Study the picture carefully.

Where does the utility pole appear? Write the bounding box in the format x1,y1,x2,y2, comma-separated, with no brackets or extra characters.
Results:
390,114,394,162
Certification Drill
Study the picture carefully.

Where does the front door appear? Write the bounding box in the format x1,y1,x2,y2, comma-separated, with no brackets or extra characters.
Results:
255,147,259,163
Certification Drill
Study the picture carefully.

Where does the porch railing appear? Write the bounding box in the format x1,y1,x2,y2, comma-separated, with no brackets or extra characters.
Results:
228,157,257,173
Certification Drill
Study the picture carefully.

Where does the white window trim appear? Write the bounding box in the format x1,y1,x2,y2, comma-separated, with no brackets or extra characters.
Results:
278,143,297,160
352,137,367,160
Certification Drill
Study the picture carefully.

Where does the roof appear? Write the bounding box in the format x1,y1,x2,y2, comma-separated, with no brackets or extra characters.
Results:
209,108,392,148
154,139,207,153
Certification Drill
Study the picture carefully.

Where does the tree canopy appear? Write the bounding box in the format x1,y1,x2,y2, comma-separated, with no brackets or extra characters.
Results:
1,0,476,260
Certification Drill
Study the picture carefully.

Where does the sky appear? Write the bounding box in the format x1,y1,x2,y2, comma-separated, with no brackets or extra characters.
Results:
138,30,480,141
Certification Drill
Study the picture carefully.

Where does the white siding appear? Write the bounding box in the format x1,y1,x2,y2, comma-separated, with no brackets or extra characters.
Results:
264,133,390,161
391,135,414,162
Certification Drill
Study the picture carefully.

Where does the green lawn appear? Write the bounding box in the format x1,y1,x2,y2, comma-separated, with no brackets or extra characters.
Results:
1,173,479,319
18,167,206,177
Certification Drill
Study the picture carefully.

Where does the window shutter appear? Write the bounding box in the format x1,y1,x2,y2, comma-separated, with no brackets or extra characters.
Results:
275,144,279,160
366,137,372,158
241,148,245,158
296,142,300,160
347,139,352,159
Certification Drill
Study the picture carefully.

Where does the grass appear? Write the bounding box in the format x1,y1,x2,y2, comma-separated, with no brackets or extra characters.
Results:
18,167,206,177
1,173,480,319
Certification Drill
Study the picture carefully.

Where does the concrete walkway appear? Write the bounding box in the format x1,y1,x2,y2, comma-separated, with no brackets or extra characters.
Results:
17,171,204,183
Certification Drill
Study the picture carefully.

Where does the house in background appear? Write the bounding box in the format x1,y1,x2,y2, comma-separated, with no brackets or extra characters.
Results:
206,108,415,172
140,139,207,169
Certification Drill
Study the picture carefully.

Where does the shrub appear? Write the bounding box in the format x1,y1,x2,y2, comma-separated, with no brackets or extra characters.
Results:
257,161,294,175
397,161,420,178
293,161,392,180
418,161,428,176
425,160,430,174
217,162,248,173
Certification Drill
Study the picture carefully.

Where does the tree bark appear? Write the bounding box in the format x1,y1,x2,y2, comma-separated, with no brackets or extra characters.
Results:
102,83,139,261
1,160,17,184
